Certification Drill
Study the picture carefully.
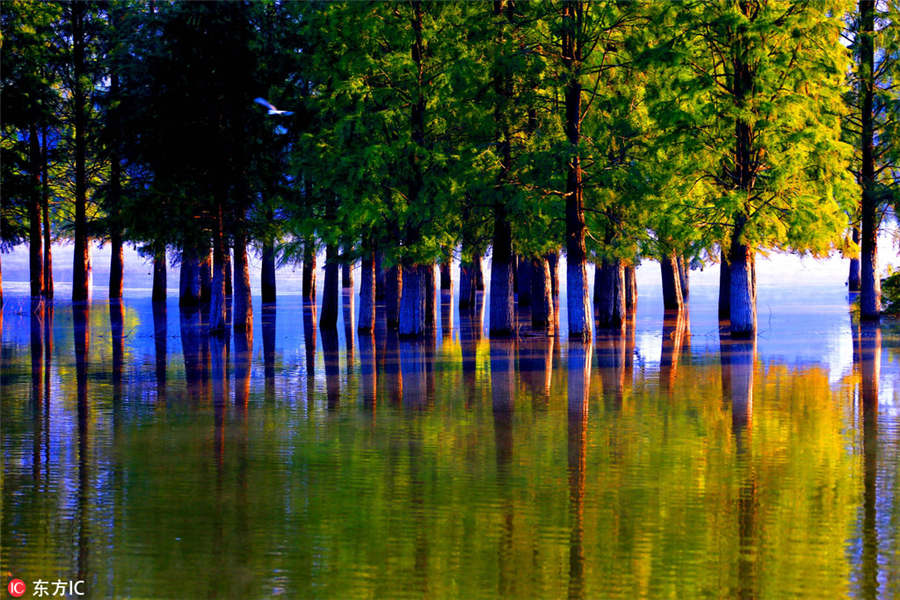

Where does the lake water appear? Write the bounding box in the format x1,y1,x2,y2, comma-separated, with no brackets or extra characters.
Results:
1,273,898,598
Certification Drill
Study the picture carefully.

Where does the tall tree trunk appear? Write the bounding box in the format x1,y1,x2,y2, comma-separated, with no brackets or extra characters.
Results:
849,226,861,291
440,261,452,290
424,263,436,328
41,124,53,298
386,264,402,329
459,260,477,310
562,0,590,339
179,247,202,309
224,247,232,297
860,0,880,319
517,257,532,307
399,263,426,338
200,249,212,305
660,254,683,311
490,214,515,336
302,238,317,301
718,249,730,320
152,250,167,304
531,257,554,332
594,259,625,329
624,264,636,314
320,244,339,329
341,242,353,288
729,240,756,338
208,208,227,334
475,255,485,290
71,2,90,303
261,240,276,304
375,251,386,300
547,251,560,298
233,232,252,333
358,249,376,332
677,254,689,302
108,42,123,300
29,124,43,297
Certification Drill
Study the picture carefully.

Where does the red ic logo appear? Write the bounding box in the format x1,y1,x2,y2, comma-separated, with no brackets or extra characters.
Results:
7,579,25,598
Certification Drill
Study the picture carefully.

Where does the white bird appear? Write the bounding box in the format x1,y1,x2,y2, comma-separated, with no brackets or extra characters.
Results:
254,97,293,116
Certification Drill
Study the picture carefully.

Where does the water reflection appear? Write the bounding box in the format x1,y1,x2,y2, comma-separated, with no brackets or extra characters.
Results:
1,292,898,599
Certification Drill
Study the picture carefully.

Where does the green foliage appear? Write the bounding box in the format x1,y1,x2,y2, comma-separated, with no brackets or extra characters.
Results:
882,269,900,315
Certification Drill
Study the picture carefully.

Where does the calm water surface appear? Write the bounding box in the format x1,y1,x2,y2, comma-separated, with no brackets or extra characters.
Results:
1,280,898,599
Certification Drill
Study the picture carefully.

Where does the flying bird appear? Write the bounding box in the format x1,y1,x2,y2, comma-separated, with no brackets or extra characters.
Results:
254,97,293,116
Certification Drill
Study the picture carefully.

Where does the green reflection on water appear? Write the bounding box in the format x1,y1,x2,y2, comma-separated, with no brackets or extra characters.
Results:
1,299,897,599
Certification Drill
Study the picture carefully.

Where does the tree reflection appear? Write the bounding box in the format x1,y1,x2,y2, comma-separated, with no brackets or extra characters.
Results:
181,309,204,404
567,341,591,600
596,329,625,411
322,327,341,411
153,302,167,403
30,299,43,481
359,330,377,410
342,289,354,370
490,337,515,597
519,337,553,410
262,304,276,403
660,309,689,395
72,302,90,582
302,300,317,410
234,327,252,410
855,320,880,600
400,340,427,410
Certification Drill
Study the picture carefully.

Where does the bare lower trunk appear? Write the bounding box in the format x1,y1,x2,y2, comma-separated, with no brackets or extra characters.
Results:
440,262,452,290
729,242,756,338
459,261,477,310
152,251,167,304
208,211,227,334
341,242,353,288
386,264,402,329
475,255,485,290
358,250,376,332
531,257,554,332
399,263,426,338
41,125,52,298
71,3,90,303
262,240,276,304
677,254,689,302
594,259,625,329
624,265,636,314
375,251,386,300
424,264,436,327
179,247,202,309
859,0,881,320
718,249,730,320
29,125,43,297
545,251,559,299
849,226,861,292
223,248,232,297
320,244,339,329
517,257,532,307
200,249,212,305
660,254,683,311
109,233,123,299
302,240,317,301
489,255,515,336
233,233,252,333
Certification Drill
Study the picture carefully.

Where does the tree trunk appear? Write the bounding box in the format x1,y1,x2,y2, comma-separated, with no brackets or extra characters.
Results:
29,124,43,297
547,251,560,298
358,250,376,332
302,239,317,301
109,234,123,299
386,264,402,329
718,249,730,320
208,209,227,334
677,255,689,302
860,0,880,319
233,233,252,333
660,254,683,311
624,264,636,314
200,249,212,305
399,263,426,338
849,226,861,291
179,247,202,309
594,259,625,329
729,242,756,338
341,243,353,288
459,261,477,310
424,263,436,327
108,48,123,301
375,251,386,300
517,257,532,307
152,250,167,304
320,244,339,329
223,247,232,297
475,256,485,290
41,124,53,298
440,261,452,290
562,1,590,340
71,3,90,303
261,240,276,304
531,257,554,332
